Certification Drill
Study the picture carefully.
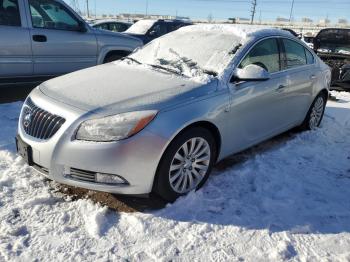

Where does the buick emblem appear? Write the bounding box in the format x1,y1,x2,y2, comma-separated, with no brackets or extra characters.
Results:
23,111,32,128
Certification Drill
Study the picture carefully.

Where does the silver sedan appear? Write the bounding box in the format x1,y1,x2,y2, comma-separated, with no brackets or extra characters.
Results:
16,25,331,201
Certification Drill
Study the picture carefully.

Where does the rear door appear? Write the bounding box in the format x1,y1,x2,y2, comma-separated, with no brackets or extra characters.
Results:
27,0,97,76
0,0,33,78
279,38,316,125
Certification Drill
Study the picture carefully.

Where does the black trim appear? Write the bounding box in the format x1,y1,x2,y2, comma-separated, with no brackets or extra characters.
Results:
276,38,284,71
0,75,56,86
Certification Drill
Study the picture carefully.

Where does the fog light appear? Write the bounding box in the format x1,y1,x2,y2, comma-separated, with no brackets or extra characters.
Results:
95,173,127,185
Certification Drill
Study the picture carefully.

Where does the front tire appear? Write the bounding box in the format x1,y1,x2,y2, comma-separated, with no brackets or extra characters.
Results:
154,127,217,202
300,93,327,131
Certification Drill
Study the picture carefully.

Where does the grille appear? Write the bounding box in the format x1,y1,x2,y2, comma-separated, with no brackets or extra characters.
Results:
22,98,66,140
70,168,96,182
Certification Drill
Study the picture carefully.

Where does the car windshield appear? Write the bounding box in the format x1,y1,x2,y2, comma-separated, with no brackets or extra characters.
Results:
317,29,350,55
129,25,244,79
125,19,156,34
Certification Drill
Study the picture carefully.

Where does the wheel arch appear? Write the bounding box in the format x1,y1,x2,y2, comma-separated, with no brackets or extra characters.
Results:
152,120,222,195
175,121,222,162
318,88,329,100
102,50,131,63
98,47,133,64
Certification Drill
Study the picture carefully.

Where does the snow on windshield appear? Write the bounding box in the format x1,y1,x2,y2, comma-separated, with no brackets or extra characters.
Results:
129,24,253,80
125,19,156,34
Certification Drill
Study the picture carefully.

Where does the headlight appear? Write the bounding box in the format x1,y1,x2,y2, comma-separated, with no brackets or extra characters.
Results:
76,110,157,142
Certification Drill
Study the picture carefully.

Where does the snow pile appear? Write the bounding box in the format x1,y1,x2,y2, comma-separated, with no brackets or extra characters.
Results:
1,92,350,260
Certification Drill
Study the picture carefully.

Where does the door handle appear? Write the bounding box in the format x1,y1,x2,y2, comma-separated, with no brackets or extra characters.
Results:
32,35,47,42
310,75,317,80
276,85,287,91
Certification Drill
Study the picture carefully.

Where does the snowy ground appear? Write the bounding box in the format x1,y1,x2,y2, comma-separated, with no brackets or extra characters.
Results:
1,92,350,261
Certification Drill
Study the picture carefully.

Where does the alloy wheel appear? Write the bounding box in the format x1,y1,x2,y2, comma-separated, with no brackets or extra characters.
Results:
168,137,211,194
309,96,325,130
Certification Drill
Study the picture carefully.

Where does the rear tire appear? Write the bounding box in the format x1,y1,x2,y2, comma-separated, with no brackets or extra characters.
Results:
299,93,327,131
153,127,217,202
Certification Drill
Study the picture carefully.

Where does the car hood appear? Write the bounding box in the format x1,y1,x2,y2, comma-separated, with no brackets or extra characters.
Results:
39,62,217,113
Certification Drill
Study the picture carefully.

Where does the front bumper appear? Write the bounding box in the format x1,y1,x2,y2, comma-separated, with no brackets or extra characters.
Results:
17,88,168,195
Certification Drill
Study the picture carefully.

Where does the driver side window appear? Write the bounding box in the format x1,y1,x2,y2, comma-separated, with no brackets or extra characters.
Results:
240,38,280,73
29,0,79,31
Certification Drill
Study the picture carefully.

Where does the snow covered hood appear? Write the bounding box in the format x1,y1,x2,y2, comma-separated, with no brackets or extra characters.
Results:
130,24,289,77
39,62,210,112
125,19,157,35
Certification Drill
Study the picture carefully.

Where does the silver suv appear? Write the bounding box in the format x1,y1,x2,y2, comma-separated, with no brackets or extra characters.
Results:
0,0,143,86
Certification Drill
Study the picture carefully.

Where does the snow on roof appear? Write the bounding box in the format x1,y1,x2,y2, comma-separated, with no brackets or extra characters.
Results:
129,24,289,82
93,20,131,25
177,23,291,39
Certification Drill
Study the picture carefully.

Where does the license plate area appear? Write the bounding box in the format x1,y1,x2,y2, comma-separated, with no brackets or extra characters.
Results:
16,135,34,166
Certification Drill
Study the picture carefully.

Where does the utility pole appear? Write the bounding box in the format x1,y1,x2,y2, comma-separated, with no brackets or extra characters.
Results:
250,0,257,24
146,0,149,16
289,0,295,23
94,0,97,18
86,0,90,18
259,10,262,24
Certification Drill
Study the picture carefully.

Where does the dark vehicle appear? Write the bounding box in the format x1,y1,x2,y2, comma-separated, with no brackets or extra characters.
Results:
92,20,132,32
124,19,192,44
314,28,350,91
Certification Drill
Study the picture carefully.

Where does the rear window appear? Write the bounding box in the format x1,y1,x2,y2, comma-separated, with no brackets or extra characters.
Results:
317,29,350,43
282,39,307,69
316,29,350,54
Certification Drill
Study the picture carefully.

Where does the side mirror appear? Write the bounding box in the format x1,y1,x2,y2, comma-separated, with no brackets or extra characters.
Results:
78,21,88,33
232,64,270,82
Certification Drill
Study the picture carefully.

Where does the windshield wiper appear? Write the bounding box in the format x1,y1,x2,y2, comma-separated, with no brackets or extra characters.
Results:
122,57,142,65
203,70,218,77
147,64,185,76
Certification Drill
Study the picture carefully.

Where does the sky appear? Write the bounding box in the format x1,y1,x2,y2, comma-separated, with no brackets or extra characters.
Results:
65,0,350,23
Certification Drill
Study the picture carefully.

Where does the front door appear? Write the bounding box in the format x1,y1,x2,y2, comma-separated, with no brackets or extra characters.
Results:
27,0,97,76
226,38,289,153
0,0,32,78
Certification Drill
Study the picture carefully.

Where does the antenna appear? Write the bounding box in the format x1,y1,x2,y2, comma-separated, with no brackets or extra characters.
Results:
250,0,257,24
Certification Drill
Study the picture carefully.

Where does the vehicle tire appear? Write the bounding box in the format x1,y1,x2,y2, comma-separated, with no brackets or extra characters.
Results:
153,127,217,202
299,93,327,131
103,53,124,63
